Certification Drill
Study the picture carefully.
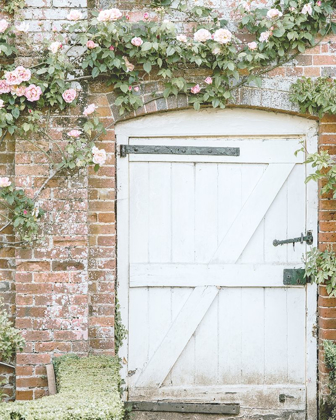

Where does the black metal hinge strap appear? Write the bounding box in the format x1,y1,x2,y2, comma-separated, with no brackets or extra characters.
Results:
125,401,240,415
120,145,240,157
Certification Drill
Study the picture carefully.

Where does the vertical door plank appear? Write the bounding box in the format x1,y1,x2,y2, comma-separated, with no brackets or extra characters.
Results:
218,288,242,384
195,295,219,385
217,164,242,262
172,163,195,263
264,173,288,263
149,163,172,263
195,164,218,263
264,288,288,384
128,288,149,385
239,165,267,264
287,164,306,264
130,162,149,263
287,288,305,384
165,288,195,387
241,289,265,384
148,288,172,360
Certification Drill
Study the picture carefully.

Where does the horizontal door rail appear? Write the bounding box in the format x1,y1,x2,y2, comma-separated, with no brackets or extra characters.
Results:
120,144,240,157
129,263,307,288
125,401,240,415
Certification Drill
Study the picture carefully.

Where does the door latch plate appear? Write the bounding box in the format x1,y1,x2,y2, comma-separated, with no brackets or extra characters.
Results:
283,269,310,286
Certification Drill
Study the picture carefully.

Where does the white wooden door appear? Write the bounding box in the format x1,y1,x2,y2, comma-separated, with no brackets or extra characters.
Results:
116,109,318,419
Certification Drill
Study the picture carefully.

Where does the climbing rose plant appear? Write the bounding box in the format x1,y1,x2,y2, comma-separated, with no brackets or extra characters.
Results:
0,0,335,246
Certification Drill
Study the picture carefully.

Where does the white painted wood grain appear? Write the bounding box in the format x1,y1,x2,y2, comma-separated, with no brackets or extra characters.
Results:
287,288,305,384
194,164,218,263
129,263,305,287
241,289,265,384
136,286,218,387
130,162,149,263
238,164,266,263
210,163,295,263
287,164,306,264
128,288,149,387
264,173,288,263
171,163,195,263
165,288,195,387
264,288,288,384
148,163,172,263
218,288,242,384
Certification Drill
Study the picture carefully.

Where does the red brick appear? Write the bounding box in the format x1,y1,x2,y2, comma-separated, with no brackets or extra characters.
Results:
15,390,34,400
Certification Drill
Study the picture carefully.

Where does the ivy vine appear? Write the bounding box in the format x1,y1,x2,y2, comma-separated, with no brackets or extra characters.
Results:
0,0,335,247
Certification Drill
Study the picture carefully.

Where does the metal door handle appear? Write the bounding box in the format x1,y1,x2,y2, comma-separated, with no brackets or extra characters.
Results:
273,231,313,247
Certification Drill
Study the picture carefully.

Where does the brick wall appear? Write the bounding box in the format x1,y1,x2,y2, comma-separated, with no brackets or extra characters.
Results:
0,0,335,412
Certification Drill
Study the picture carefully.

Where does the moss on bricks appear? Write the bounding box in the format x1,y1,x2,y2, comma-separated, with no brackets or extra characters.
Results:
0,355,124,420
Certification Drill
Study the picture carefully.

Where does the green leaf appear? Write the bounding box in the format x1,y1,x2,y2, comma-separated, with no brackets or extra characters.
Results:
143,62,152,73
22,123,30,132
92,67,100,78
142,42,152,51
12,108,20,119
120,84,129,93
166,46,175,56
227,62,235,71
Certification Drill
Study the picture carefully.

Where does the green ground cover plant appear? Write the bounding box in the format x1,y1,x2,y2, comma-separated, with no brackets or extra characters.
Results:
0,355,124,419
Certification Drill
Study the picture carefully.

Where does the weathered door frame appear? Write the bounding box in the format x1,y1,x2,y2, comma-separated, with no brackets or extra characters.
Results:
116,108,318,419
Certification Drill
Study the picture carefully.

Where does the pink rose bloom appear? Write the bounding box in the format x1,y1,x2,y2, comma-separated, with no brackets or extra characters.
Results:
194,29,211,43
301,3,313,15
25,84,42,102
204,77,213,85
144,12,149,19
128,86,132,91
15,66,31,82
109,45,115,51
62,88,77,103
11,85,26,97
131,37,143,47
317,0,321,5
97,8,122,22
267,9,283,19
248,41,258,50
0,99,4,109
0,19,9,34
0,177,11,187
16,22,29,32
177,34,188,43
49,41,62,54
191,84,201,94
67,10,82,21
92,146,107,165
87,40,99,49
83,103,97,116
68,129,81,138
213,28,232,44
0,80,11,94
259,31,271,42
5,70,22,86
134,86,140,92
23,210,28,215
